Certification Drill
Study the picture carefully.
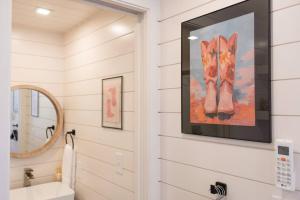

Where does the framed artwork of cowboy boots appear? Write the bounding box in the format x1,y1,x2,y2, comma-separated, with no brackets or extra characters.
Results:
181,0,271,143
102,76,123,129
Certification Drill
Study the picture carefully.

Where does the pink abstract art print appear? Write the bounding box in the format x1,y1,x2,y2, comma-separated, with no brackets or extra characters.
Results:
102,76,123,129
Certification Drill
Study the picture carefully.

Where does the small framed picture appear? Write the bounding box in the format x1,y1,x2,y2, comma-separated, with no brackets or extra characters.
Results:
31,90,39,117
102,76,123,129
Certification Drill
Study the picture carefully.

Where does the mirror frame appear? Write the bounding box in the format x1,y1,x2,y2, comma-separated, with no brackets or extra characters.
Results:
10,85,63,159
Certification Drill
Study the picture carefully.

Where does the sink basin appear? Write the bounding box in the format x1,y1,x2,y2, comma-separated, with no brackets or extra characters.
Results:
10,182,74,200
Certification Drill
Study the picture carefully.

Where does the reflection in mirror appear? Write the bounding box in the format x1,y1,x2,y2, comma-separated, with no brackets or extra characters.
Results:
10,88,57,154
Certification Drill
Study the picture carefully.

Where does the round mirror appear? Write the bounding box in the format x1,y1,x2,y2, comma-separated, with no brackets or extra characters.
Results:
10,85,63,158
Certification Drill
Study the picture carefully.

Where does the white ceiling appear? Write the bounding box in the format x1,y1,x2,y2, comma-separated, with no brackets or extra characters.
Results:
13,0,101,33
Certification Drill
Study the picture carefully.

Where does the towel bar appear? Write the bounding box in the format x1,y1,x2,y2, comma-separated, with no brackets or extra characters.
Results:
65,129,76,149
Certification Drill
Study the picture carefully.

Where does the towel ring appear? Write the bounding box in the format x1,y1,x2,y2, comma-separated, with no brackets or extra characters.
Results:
65,129,76,149
46,125,55,139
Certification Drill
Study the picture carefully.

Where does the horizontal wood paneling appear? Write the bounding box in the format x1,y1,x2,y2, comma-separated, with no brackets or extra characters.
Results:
161,136,275,184
159,0,243,43
75,182,107,200
12,39,64,58
64,110,134,131
160,112,300,153
161,182,208,200
63,11,137,200
77,169,133,200
64,72,135,96
159,64,181,89
272,79,300,115
272,42,300,80
10,25,64,188
64,92,134,112
11,82,64,98
160,0,300,44
272,4,300,45
11,68,63,84
64,123,133,151
64,33,135,70
272,0,300,11
161,159,300,200
65,16,137,57
159,89,181,113
159,40,180,67
77,154,134,190
159,0,300,199
160,0,213,21
11,53,64,71
64,11,123,44
12,24,64,45
64,53,134,82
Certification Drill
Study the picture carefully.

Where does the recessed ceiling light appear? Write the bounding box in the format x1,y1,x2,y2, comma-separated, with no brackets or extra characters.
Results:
36,8,51,16
188,36,198,40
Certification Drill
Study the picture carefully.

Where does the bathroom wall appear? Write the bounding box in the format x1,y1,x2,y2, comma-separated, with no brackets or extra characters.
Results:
63,11,138,200
69,1,160,199
159,0,300,199
10,24,65,188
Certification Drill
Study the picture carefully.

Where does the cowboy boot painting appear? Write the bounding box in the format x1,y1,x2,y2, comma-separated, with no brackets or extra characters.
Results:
201,38,218,117
218,33,238,119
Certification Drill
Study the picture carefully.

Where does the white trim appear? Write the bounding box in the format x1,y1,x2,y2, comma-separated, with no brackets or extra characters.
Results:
134,19,144,200
0,0,11,199
134,7,161,200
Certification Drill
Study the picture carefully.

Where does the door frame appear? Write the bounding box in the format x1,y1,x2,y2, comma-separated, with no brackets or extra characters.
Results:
0,0,11,199
82,1,160,200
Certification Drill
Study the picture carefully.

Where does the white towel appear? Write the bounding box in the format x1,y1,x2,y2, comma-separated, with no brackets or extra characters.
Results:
62,144,76,189
45,137,51,144
71,149,77,189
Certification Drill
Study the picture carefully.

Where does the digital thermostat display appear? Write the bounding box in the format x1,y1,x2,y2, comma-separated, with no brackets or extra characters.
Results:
278,146,289,156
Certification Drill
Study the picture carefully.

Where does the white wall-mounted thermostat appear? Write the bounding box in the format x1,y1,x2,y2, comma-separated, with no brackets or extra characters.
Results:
275,139,295,191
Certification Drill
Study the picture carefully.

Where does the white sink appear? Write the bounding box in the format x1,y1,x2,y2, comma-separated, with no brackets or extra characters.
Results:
10,182,74,200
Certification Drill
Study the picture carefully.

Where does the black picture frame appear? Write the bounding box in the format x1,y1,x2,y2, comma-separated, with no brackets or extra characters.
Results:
181,0,271,143
101,76,123,130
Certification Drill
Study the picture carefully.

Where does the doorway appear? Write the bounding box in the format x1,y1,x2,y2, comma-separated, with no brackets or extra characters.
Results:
11,0,151,199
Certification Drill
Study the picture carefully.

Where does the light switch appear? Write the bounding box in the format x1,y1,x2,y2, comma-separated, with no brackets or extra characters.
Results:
115,152,124,175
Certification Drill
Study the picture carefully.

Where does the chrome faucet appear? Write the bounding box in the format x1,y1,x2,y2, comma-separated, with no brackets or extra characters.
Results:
24,168,34,187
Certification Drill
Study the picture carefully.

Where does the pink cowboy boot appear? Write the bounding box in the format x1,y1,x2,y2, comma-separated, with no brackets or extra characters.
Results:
218,33,238,118
201,38,218,116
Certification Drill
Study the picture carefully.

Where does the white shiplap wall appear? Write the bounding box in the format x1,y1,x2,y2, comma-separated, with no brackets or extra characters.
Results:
63,11,138,200
159,0,300,199
10,24,65,189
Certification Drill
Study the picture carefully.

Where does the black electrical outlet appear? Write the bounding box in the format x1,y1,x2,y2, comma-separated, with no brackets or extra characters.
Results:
210,182,227,196
216,182,227,195
210,185,217,194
